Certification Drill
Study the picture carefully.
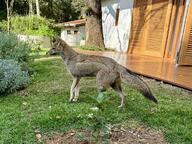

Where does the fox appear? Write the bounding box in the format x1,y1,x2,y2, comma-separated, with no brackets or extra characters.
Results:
48,37,158,108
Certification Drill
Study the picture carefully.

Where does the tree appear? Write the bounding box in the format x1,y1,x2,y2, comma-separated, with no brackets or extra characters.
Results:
13,0,28,15
72,0,86,18
5,0,14,33
39,0,80,23
35,0,40,16
0,1,6,21
1,0,81,23
85,0,105,48
28,0,33,16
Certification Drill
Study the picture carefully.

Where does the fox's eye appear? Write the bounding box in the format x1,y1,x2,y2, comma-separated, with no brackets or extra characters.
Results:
52,37,56,43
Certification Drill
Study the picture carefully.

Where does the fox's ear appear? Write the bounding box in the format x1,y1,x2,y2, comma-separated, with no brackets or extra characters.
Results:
52,37,56,43
51,36,59,43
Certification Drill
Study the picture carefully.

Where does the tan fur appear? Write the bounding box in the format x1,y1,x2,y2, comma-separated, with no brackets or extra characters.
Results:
48,38,158,108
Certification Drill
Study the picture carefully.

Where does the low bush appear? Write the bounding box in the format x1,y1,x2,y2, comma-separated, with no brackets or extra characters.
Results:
0,32,32,70
0,15,56,37
0,59,29,95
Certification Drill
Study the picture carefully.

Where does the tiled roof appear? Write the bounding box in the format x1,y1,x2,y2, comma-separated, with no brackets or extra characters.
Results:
55,19,86,28
64,19,86,26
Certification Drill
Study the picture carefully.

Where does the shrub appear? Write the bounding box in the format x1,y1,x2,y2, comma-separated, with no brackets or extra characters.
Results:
0,59,29,95
0,32,32,70
0,15,56,37
0,20,6,31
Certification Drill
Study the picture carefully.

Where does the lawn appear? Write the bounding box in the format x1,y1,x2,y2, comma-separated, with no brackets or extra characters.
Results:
0,56,192,144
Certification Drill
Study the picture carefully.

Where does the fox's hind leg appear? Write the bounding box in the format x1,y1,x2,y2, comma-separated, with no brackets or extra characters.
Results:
96,69,111,92
111,78,125,108
69,77,80,102
96,69,123,107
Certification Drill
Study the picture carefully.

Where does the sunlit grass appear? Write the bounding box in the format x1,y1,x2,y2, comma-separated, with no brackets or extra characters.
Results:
0,56,191,143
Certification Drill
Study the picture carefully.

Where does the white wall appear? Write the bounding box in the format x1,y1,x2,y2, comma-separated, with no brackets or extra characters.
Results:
18,35,51,48
61,26,85,46
102,0,133,52
79,26,85,40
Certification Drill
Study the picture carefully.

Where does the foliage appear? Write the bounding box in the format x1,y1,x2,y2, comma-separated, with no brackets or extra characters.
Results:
0,57,191,143
0,11,6,22
0,32,32,70
0,59,29,95
0,21,7,31
71,0,87,18
0,0,6,21
0,15,56,37
0,0,86,23
31,48,49,59
89,92,111,143
39,0,81,22
13,0,29,15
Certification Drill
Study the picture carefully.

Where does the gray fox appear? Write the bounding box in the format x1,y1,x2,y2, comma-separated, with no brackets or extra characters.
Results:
48,37,158,108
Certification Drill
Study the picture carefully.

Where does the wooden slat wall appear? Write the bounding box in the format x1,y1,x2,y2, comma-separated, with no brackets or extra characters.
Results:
165,0,185,61
129,0,172,57
178,0,192,65
128,0,148,54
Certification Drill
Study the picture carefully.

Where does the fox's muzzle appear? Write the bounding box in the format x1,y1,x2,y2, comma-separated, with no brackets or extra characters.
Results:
46,48,58,55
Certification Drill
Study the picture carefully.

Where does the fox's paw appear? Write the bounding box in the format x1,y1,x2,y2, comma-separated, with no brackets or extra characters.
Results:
69,98,78,103
72,98,78,102
69,98,73,103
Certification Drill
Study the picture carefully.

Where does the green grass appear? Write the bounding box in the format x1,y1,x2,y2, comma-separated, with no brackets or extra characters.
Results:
31,48,49,59
0,56,192,143
77,45,115,52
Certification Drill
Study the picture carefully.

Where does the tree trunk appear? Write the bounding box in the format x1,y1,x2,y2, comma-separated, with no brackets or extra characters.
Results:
35,0,40,16
29,0,33,16
6,0,10,33
85,0,105,48
5,0,14,33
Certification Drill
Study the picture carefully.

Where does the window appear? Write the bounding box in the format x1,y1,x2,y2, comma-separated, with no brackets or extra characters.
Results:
74,30,78,34
67,30,71,34
115,8,120,26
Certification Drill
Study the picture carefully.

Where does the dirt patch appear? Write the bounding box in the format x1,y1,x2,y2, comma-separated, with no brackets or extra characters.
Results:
40,126,168,144
110,127,167,144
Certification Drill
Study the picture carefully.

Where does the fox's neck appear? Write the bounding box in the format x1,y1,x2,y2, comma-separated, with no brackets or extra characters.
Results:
60,43,77,61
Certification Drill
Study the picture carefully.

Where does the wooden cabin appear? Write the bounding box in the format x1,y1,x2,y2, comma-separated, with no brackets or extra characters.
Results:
102,0,192,66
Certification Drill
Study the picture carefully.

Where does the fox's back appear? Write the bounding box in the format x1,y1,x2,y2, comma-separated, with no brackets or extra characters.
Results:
67,54,118,77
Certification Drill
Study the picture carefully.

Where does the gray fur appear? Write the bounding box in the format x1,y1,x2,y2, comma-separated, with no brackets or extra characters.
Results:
48,38,158,107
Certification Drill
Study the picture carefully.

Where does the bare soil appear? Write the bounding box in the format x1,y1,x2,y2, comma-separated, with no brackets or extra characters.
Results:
40,126,168,144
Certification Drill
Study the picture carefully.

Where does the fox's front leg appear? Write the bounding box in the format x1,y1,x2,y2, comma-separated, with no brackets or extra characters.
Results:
73,82,80,102
69,77,80,102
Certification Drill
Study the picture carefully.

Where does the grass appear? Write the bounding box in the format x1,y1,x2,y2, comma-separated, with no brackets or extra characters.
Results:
31,48,49,59
0,56,192,143
77,45,115,52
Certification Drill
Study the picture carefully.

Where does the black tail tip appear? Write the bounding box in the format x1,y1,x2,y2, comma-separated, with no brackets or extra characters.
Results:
144,92,158,104
150,96,158,104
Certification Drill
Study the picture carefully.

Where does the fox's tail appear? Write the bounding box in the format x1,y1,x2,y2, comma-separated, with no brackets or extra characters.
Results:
118,65,158,103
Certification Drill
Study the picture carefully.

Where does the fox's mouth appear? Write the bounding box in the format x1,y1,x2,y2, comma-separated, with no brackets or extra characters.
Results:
46,48,59,55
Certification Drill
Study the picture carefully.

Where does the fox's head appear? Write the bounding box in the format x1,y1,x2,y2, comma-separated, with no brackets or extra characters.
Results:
47,37,68,55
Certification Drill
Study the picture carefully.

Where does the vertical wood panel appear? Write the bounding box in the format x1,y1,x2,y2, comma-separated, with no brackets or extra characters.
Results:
170,0,185,60
178,0,192,65
128,0,172,58
128,0,148,54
